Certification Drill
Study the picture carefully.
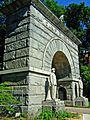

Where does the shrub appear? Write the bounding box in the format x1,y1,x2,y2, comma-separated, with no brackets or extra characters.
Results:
0,82,20,116
36,108,53,120
56,110,72,120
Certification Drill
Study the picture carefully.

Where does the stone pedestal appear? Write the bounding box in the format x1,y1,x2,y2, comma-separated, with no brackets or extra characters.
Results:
42,99,65,112
75,97,89,107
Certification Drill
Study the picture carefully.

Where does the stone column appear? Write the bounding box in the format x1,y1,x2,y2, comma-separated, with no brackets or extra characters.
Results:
72,82,75,106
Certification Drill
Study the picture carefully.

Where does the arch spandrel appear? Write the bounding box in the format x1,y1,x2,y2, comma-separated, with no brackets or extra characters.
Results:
42,38,75,77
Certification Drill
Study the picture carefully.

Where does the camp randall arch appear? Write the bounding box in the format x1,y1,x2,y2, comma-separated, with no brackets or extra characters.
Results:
0,0,89,114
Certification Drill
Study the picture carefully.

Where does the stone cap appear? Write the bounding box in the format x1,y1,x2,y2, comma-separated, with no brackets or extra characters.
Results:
1,0,81,45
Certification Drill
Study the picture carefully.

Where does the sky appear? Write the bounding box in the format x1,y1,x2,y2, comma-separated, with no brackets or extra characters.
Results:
0,0,90,6
55,0,90,6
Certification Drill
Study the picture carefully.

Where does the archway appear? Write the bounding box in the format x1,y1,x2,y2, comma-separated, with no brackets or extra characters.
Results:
52,51,71,79
59,87,67,100
42,39,75,78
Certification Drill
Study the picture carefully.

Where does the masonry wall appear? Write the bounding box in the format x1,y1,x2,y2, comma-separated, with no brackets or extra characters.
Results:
29,5,80,79
27,5,81,112
1,1,81,113
3,6,30,70
1,6,31,110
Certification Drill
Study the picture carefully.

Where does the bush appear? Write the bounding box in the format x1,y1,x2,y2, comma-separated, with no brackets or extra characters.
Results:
35,108,54,120
0,82,20,116
34,108,76,120
56,110,72,120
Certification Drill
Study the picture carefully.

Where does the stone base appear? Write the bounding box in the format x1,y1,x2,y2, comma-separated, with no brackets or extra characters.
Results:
42,99,65,112
75,97,89,107
64,100,73,107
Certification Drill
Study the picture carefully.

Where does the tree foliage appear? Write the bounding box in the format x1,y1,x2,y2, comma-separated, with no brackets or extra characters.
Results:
80,66,90,99
64,2,90,48
44,0,65,18
0,82,20,116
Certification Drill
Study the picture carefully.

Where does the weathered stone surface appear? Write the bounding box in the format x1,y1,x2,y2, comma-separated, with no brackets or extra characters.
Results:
15,25,28,33
1,0,83,115
28,95,44,105
5,57,28,69
5,35,16,44
6,42,16,52
15,39,27,50
30,23,51,40
30,57,42,69
13,86,27,95
30,47,43,60
30,37,45,52
4,51,15,61
29,85,44,95
16,47,29,58
16,31,29,40
18,17,30,27
1,72,28,83
42,100,65,112
30,17,55,38
30,30,48,45
5,39,29,53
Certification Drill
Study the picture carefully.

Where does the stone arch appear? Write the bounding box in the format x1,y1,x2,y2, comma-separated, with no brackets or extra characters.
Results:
52,51,71,79
42,37,75,77
58,87,67,100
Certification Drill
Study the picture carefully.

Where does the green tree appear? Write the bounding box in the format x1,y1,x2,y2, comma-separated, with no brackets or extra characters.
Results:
80,66,90,99
64,3,90,41
0,82,20,116
44,0,65,18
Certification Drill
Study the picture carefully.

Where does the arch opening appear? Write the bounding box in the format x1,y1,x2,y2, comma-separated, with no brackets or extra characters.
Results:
58,87,67,100
52,51,71,79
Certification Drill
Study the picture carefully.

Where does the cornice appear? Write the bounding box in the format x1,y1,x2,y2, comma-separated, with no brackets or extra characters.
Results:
1,0,81,45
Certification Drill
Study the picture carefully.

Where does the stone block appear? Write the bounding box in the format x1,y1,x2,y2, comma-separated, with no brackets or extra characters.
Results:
75,97,89,107
17,31,29,40
29,75,45,86
64,100,73,107
16,47,29,58
4,51,15,61
30,30,48,45
5,57,27,69
13,86,27,95
2,72,28,83
30,47,43,60
28,95,44,105
18,17,30,27
6,42,16,52
29,85,44,95
5,35,16,44
42,99,65,112
29,57,42,69
30,23,51,40
15,39,27,50
30,37,45,52
30,17,55,38
15,25,28,33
